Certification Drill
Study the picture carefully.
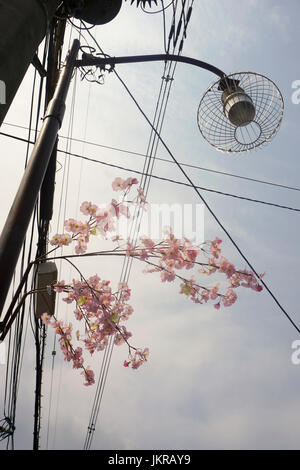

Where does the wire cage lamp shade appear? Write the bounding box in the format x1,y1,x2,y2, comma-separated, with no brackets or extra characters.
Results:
197,72,284,153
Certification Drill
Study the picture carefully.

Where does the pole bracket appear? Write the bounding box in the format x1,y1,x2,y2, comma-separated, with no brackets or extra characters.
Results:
32,53,47,78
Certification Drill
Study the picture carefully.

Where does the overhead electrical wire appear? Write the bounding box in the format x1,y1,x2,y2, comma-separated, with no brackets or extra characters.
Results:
77,32,128,450
55,153,300,213
0,17,87,449
1,130,300,213
47,20,94,450
141,0,175,15
48,61,79,452
81,1,194,449
1,33,50,448
112,62,300,335
32,17,71,450
80,28,148,450
73,27,125,450
87,15,184,449
3,123,300,194
120,23,178,293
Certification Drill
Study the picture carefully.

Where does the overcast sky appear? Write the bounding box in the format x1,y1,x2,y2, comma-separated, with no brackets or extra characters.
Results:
1,0,300,450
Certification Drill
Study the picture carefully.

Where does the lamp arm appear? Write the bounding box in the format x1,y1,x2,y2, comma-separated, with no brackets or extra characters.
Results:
75,53,226,79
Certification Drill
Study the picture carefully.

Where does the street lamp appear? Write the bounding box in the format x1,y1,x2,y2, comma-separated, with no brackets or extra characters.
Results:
198,72,284,153
64,1,284,153
77,51,284,153
220,79,256,128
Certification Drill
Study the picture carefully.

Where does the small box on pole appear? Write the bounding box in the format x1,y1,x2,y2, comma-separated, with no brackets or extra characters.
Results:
35,262,58,319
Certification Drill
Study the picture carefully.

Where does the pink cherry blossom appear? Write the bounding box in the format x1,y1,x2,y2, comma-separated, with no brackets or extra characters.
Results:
41,312,52,325
80,201,98,216
123,177,138,189
210,237,222,258
119,203,130,218
75,241,87,255
160,269,176,282
130,348,149,370
53,280,66,293
210,284,220,300
223,289,238,307
81,366,95,386
50,233,72,247
46,176,265,386
112,177,125,191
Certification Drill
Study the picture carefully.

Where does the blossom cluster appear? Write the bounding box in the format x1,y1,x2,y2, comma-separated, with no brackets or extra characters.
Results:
41,313,94,386
125,232,263,310
42,274,149,385
41,273,148,385
123,348,149,369
43,176,264,386
49,177,144,254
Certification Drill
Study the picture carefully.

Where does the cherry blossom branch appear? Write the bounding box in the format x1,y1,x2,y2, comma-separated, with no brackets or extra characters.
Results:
36,176,263,384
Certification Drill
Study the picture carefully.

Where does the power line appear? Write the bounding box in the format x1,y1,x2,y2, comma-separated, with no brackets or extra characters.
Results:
1,130,300,213
3,121,300,194
79,6,195,449
113,64,300,336
66,149,300,213
1,34,49,447
81,21,181,449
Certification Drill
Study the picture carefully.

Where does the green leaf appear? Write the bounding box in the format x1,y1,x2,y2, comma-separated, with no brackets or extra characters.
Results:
90,227,98,236
77,296,87,306
181,284,191,296
111,312,120,323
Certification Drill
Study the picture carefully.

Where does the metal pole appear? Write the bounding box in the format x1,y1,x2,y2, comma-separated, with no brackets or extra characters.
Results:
0,38,80,322
76,53,226,78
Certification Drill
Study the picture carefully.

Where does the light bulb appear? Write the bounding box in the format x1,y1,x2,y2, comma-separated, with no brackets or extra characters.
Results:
222,86,256,127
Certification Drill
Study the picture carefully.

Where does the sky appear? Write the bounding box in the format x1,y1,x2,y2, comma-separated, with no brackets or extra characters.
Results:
1,0,300,450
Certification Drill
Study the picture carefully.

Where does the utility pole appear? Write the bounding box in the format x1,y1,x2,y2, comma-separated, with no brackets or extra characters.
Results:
32,16,67,451
0,0,61,126
0,0,126,339
0,38,80,327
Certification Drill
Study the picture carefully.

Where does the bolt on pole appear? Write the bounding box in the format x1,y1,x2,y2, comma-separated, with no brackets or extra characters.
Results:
0,39,80,325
